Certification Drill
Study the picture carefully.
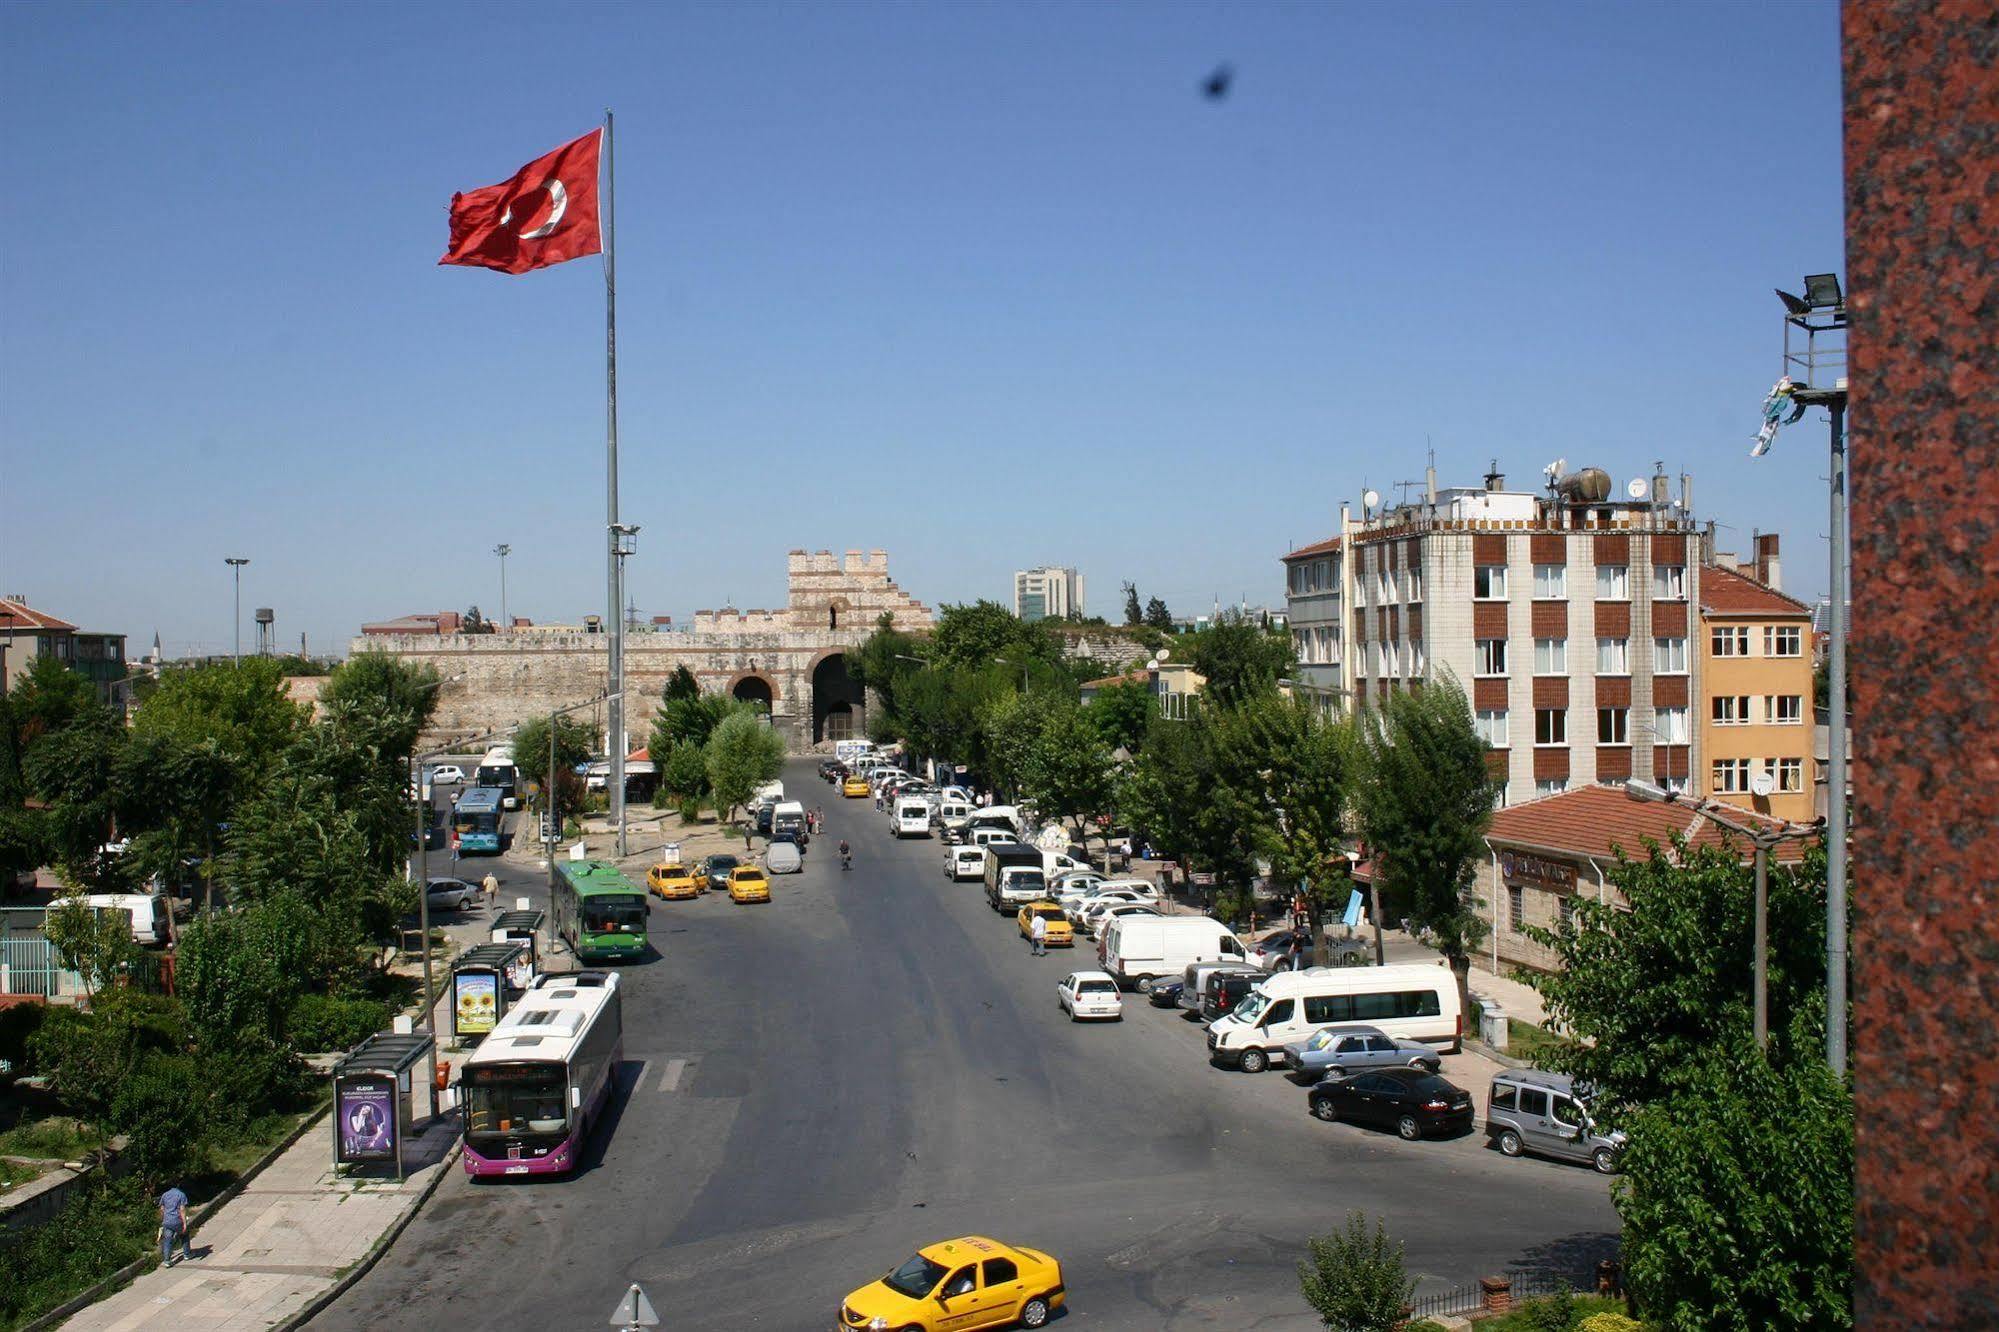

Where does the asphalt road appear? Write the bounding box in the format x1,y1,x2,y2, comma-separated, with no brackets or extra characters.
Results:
315,759,1618,1331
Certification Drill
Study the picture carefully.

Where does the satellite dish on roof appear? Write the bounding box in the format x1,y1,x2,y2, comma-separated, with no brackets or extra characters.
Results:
1544,458,1568,480
1361,488,1381,512
1627,477,1649,500
1750,771,1777,798
1155,646,1169,662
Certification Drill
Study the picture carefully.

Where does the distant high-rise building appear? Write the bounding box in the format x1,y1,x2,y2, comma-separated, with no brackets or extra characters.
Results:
1014,566,1085,622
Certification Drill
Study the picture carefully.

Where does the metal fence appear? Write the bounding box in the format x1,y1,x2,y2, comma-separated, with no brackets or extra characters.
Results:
0,937,85,999
1407,1272,1583,1320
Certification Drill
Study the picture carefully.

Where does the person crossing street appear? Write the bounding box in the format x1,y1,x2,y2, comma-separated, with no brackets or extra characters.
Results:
1030,911,1047,957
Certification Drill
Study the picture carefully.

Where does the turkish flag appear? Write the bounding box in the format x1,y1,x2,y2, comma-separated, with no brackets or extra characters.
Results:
439,129,602,275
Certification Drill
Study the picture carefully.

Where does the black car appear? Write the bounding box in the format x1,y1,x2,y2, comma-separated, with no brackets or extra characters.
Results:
754,803,776,835
1308,1068,1475,1140
820,759,847,782
1200,972,1259,1023
698,854,741,890
1148,980,1186,1009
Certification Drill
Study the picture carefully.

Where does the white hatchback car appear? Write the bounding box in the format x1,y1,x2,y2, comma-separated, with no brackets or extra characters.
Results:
945,846,987,881
1067,889,1150,926
1058,971,1123,1022
429,764,467,785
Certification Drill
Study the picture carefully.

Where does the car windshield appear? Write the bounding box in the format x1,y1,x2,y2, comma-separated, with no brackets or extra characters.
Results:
1032,907,1064,921
1233,993,1269,1024
708,857,739,874
883,1253,950,1298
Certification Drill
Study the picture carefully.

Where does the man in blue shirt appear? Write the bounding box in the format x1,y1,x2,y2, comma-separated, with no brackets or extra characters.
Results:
158,1184,192,1266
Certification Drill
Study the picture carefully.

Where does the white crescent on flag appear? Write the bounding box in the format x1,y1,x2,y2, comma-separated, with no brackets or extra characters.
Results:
498,179,569,238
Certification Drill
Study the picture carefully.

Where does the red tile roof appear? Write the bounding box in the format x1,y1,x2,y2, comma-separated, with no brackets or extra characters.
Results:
1283,535,1342,562
0,598,77,633
1701,566,1811,618
1486,784,1812,865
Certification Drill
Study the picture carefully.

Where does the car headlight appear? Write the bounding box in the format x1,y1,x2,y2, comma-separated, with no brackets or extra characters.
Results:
868,1319,890,1331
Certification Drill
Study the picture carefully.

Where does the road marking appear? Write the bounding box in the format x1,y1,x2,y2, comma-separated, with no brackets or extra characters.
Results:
658,1057,687,1092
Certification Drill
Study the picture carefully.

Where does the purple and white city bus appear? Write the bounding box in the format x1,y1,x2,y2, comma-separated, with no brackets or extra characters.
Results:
461,971,623,1178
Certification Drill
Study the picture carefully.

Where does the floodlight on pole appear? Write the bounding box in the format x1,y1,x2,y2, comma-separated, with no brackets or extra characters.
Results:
224,558,250,663
494,544,511,629
1803,272,1844,309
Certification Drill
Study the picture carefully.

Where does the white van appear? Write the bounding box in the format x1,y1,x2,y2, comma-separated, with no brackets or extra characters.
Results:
66,893,172,946
1205,964,1464,1073
945,846,987,881
834,739,876,766
965,805,1022,836
893,797,933,838
771,800,807,841
1043,850,1091,878
753,779,784,805
969,827,1015,850
1098,915,1247,989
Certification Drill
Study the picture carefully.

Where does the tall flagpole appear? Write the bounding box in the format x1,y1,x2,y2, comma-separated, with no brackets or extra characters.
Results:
604,109,627,859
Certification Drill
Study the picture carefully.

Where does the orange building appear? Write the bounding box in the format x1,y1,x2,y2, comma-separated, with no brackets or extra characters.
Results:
1698,566,1816,821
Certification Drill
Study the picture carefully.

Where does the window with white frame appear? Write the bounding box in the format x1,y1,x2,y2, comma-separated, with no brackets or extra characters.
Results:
1315,559,1330,590
1598,707,1629,745
1596,564,1629,600
1773,756,1804,792
1712,625,1750,656
1373,642,1388,677
1596,636,1629,674
1767,694,1803,725
1475,565,1508,600
1409,640,1426,676
1293,630,1308,663
1535,708,1567,746
1289,565,1305,595
1655,705,1690,745
1406,566,1423,602
1655,636,1689,673
1534,638,1568,675
1475,639,1508,676
1385,641,1400,677
1533,564,1567,599
1379,570,1396,604
1535,778,1568,796
1764,625,1802,657
1475,708,1510,747
1652,565,1687,599
1712,695,1752,725
1712,758,1751,793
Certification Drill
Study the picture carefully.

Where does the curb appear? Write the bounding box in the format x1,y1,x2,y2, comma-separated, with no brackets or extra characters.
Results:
20,1103,332,1332
273,1134,463,1332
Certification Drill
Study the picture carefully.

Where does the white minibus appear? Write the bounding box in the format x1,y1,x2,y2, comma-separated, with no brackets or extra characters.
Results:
1205,963,1463,1072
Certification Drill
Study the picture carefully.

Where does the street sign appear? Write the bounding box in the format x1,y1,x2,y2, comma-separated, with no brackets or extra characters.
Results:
1191,872,1216,887
609,1282,659,1328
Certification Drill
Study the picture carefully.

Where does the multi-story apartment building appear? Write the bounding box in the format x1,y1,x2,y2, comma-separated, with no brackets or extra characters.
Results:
1699,561,1816,822
1283,465,1708,807
1014,566,1085,622
1,597,131,706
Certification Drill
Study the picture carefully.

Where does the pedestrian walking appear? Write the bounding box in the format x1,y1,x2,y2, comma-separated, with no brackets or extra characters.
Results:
743,824,753,851
482,871,499,909
1030,912,1047,957
158,1182,193,1267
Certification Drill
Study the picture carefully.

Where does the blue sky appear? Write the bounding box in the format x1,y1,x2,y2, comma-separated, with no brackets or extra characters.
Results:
2,2,1844,656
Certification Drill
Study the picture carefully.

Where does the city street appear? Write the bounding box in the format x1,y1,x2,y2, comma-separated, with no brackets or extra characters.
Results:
316,760,1619,1330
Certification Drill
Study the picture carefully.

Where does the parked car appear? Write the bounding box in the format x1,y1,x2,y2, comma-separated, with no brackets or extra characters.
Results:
842,775,870,798
695,854,740,891
1058,971,1123,1022
1017,901,1074,948
727,866,772,904
428,764,466,785
818,759,845,781
1081,900,1160,937
1050,870,1108,901
1199,971,1261,1023
1099,915,1250,990
753,802,776,835
424,878,480,911
1249,928,1313,971
1283,1025,1443,1081
1486,1070,1624,1173
765,840,803,875
1065,889,1148,926
647,864,701,899
1308,1067,1475,1140
946,846,987,881
1148,979,1186,1009
1206,964,1465,1072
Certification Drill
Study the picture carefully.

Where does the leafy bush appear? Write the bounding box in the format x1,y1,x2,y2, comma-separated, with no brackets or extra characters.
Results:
25,992,188,1122
1403,1322,1451,1332
198,1035,310,1130
0,1178,155,1327
286,993,389,1052
1524,1287,1579,1332
1578,1314,1645,1332
109,1052,206,1184
1297,1211,1415,1330
0,998,47,1066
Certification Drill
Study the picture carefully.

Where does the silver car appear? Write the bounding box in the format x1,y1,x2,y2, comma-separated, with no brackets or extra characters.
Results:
1282,1024,1441,1080
1485,1069,1624,1173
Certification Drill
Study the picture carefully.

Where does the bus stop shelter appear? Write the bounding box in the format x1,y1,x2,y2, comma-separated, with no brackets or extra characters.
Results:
451,941,527,1041
333,1031,436,1180
489,909,545,989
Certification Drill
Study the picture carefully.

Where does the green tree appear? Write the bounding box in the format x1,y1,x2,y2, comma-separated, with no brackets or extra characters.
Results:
512,713,595,826
704,711,785,823
317,652,441,760
977,691,1063,801
662,665,701,702
1120,707,1270,917
1022,705,1118,853
1187,609,1295,706
118,730,236,908
1351,678,1495,1019
43,897,140,997
1143,596,1174,631
132,659,305,779
1122,581,1143,627
22,711,132,891
651,690,737,755
1526,841,1830,1108
1297,1212,1415,1331
1251,697,1356,940
656,741,710,810
932,600,1039,673
1083,677,1155,756
1616,1042,1852,1331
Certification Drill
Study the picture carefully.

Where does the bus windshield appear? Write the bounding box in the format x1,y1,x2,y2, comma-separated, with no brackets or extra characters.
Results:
454,810,499,835
464,1063,568,1137
581,894,647,935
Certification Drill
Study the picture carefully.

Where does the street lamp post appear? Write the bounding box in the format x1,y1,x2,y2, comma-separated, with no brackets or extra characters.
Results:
1625,778,1820,1050
543,692,621,898
494,544,511,630
406,673,467,1040
224,558,249,663
609,525,640,859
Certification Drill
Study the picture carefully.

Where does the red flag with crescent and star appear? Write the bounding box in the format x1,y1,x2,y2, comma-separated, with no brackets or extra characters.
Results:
439,129,602,275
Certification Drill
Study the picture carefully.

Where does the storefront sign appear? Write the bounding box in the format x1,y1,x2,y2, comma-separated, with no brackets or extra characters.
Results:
454,970,500,1036
336,1076,397,1163
1499,850,1579,892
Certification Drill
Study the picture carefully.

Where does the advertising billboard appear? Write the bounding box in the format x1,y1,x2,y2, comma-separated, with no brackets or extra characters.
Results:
336,1075,397,1163
454,970,500,1036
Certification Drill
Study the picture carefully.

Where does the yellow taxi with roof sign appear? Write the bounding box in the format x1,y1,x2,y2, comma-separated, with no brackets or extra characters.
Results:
1016,901,1073,947
838,1236,1064,1331
647,863,700,900
843,774,871,798
727,865,772,903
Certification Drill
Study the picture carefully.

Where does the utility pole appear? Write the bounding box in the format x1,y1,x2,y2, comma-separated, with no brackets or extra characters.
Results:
494,544,511,630
225,558,249,663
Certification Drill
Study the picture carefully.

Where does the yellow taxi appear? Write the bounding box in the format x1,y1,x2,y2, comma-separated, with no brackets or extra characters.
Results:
647,863,701,900
1016,901,1073,948
842,775,871,798
839,1236,1064,1331
727,866,772,904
